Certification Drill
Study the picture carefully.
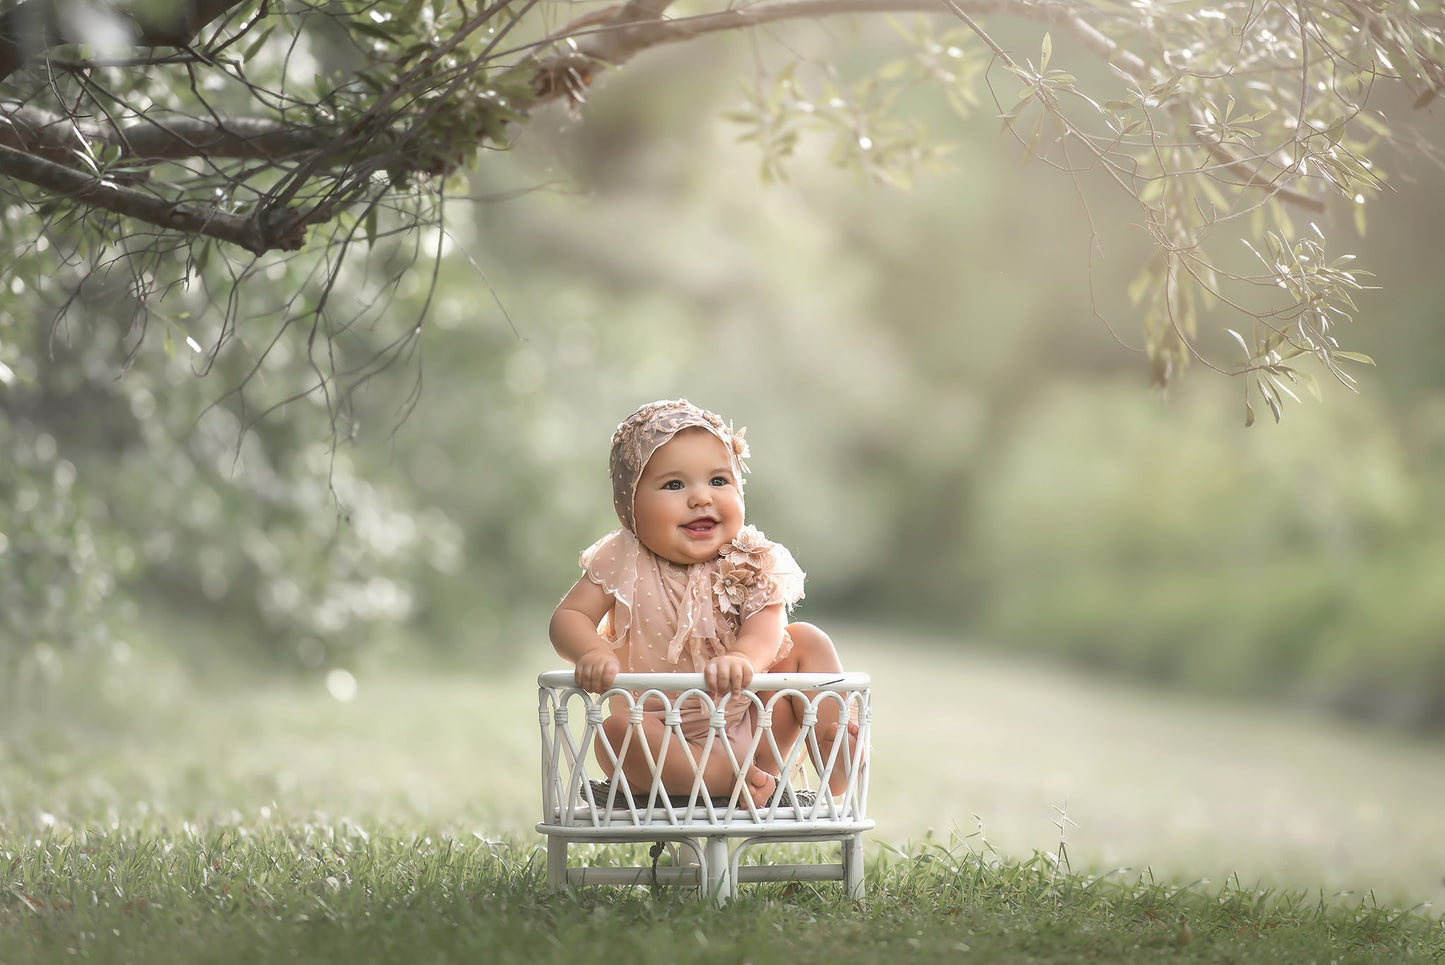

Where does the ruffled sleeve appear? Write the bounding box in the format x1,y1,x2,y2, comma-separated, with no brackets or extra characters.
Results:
721,525,805,623
744,539,805,619
580,528,627,592
578,528,637,647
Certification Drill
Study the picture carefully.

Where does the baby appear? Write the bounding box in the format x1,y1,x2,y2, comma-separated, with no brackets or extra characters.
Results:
549,399,857,807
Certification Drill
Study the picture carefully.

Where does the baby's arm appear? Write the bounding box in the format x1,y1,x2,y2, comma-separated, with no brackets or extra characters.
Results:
549,577,620,693
704,602,787,697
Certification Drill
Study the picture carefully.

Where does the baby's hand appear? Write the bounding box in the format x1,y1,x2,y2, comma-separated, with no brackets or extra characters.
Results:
705,652,755,698
574,649,620,693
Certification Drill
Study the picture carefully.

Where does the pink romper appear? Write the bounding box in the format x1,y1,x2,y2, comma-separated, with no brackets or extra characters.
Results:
579,524,806,752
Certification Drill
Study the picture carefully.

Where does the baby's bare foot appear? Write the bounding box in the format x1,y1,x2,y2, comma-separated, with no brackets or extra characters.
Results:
744,766,776,807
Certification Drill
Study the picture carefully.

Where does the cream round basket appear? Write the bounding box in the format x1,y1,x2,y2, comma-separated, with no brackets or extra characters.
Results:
536,671,872,904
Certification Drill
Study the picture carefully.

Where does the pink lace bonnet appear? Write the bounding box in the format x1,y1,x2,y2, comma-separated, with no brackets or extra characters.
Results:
609,399,750,532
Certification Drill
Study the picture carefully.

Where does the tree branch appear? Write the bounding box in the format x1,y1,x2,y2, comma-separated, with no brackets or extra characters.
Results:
1,102,328,165
0,142,306,253
1032,5,1327,211
0,0,1365,256
532,0,965,82
524,0,1328,210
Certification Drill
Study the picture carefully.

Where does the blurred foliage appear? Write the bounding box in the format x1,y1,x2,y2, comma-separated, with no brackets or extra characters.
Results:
0,415,116,692
3,19,1445,738
0,229,461,692
975,380,1445,729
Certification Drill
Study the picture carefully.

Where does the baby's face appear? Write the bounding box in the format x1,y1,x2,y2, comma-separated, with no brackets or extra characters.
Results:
631,428,744,565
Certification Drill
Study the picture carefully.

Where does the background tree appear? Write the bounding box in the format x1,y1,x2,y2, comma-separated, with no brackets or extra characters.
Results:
1,0,1441,412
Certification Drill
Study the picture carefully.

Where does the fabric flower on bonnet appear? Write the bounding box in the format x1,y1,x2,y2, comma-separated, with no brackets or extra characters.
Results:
729,427,751,476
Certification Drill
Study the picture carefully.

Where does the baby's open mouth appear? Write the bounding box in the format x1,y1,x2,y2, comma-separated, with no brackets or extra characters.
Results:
683,519,717,534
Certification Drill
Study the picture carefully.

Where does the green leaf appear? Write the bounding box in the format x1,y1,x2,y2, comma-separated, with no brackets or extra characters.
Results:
242,23,276,62
772,61,799,100
398,0,428,30
71,148,100,175
1040,32,1052,73
884,13,923,44
1332,351,1376,365
1127,257,1161,306
999,91,1034,129
1294,369,1323,402
877,58,912,81
1149,71,1186,100
1263,370,1301,405
1256,377,1282,422
1021,112,1043,166
350,19,399,43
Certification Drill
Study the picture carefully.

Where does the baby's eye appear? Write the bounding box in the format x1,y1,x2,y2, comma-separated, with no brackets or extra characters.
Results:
662,480,684,490
710,476,730,487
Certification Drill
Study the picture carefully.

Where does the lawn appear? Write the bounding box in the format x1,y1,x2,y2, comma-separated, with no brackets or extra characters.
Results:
3,625,1443,962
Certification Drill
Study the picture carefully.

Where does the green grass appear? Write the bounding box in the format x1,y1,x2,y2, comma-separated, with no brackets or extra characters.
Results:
2,825,1441,964
3,631,1445,962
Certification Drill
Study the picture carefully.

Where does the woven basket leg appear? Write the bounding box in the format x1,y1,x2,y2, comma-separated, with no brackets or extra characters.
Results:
702,836,731,906
546,835,568,889
843,833,865,900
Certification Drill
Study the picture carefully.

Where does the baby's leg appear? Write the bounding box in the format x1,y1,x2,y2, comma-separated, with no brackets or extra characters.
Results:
596,712,774,806
756,622,862,795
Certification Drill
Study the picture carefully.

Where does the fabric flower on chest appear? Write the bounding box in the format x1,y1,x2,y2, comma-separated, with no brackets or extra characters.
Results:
712,525,775,616
724,525,771,568
712,559,753,615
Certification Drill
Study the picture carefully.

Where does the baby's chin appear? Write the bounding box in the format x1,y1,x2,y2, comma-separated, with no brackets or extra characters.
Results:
641,529,742,566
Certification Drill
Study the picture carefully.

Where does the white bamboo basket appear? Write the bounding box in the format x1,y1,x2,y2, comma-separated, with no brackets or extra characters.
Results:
536,670,872,904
